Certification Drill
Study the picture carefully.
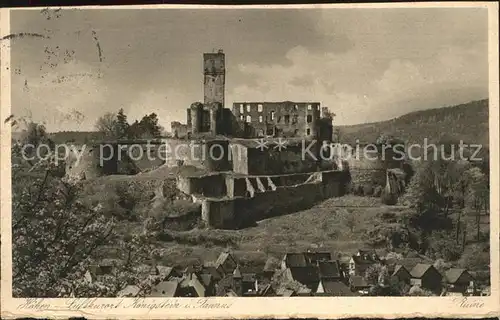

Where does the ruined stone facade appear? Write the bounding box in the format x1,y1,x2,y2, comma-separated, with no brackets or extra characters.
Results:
232,101,321,138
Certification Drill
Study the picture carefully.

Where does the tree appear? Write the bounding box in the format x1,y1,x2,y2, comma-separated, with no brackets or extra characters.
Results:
12,171,116,297
11,141,155,297
365,263,390,286
464,167,489,241
115,108,130,139
95,112,117,138
128,113,163,139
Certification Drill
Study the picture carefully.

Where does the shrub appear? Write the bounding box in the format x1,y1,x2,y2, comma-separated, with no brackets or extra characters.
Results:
381,189,398,205
363,183,374,196
426,231,463,261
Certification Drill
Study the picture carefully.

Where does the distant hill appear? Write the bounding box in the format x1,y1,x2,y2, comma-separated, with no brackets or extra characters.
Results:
337,99,489,146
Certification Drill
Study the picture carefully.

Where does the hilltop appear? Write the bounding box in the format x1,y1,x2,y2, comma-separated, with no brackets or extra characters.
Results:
338,99,489,146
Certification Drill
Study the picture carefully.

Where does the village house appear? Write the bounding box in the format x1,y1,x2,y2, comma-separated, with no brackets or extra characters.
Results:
232,266,259,296
304,251,332,265
348,250,379,276
391,264,412,285
149,280,180,297
83,259,116,283
215,252,238,275
117,284,141,297
316,280,357,296
349,275,370,295
444,268,476,295
281,253,308,269
283,266,321,292
410,263,443,294
148,265,181,283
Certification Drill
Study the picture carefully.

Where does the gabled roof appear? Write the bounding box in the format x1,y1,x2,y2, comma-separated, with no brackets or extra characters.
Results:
215,252,237,270
200,273,212,287
150,280,179,297
289,266,320,290
233,266,242,278
283,253,308,268
410,263,434,278
445,268,473,284
318,261,342,279
179,276,206,297
201,266,222,281
320,280,356,296
117,285,141,297
155,265,174,278
392,264,410,277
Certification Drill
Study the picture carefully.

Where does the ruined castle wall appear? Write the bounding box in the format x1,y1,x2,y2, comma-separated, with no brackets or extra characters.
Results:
162,139,206,168
201,198,235,229
176,173,227,197
201,170,349,228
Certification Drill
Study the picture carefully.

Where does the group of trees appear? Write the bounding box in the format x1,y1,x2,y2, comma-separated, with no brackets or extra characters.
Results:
11,122,156,297
95,108,163,140
398,138,489,266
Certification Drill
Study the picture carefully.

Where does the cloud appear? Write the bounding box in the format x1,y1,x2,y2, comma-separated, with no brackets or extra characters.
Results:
229,39,487,125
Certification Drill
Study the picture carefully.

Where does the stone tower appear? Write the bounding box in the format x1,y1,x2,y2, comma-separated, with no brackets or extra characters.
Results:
203,49,225,134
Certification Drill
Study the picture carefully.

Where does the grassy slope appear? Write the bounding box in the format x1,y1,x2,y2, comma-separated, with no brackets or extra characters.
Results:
338,99,489,145
147,196,410,268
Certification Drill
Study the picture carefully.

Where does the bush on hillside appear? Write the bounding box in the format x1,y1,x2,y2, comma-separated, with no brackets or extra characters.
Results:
363,183,374,197
426,230,463,261
381,189,398,205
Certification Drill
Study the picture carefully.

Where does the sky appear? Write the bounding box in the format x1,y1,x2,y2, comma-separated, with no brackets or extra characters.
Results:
9,7,489,132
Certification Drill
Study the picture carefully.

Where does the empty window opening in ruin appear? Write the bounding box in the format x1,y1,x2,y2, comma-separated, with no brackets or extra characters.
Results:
259,115,263,123
258,104,263,112
270,111,275,120
240,104,244,113
292,115,298,124
306,128,311,135
294,104,299,110
307,104,312,110
246,104,251,112
240,115,244,121
246,115,252,123
284,115,290,124
307,115,312,123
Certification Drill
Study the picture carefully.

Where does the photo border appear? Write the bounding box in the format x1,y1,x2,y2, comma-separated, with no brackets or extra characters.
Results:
1,2,499,318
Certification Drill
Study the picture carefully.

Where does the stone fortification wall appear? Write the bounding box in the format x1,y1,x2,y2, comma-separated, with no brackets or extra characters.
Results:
200,170,348,229
163,138,231,172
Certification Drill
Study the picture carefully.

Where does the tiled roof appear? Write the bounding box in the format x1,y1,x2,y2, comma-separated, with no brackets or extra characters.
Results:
392,264,410,277
117,285,141,297
410,263,433,278
321,280,357,296
289,266,320,289
283,253,308,268
318,261,342,279
201,266,222,281
445,268,471,284
150,280,179,297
